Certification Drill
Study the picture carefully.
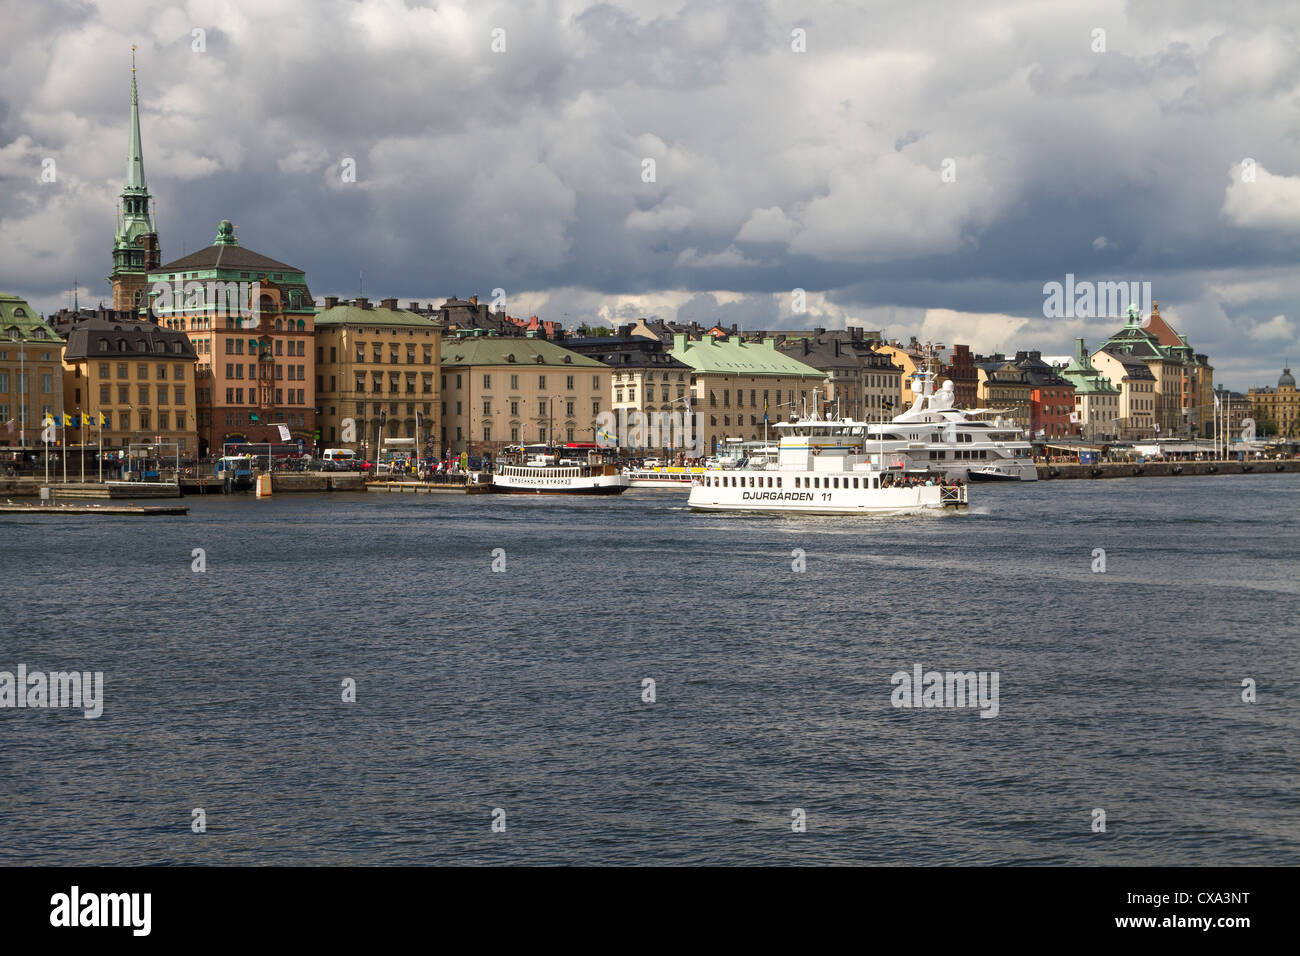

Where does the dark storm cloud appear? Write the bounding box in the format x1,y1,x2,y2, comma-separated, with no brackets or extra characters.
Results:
0,0,1298,387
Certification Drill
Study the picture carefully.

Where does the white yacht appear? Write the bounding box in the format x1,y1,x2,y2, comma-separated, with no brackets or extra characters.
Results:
863,372,1037,482
687,417,968,516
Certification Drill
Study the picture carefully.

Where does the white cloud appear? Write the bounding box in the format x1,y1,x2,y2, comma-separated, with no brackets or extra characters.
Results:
1221,163,1300,231
1249,314,1296,341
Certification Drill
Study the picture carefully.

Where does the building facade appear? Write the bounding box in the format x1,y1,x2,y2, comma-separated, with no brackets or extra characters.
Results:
1015,350,1078,439
313,297,443,459
975,356,1033,433
666,332,827,452
562,329,692,452
1089,348,1157,438
773,330,902,422
60,316,198,452
1095,302,1213,438
1056,338,1121,441
0,293,63,450
1248,368,1299,439
440,332,611,455
147,220,316,455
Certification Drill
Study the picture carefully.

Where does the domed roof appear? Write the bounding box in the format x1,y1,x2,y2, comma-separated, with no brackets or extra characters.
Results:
1280,367,1296,388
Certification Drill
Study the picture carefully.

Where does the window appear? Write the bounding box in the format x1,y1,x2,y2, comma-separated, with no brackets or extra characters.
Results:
138,364,148,379
566,375,574,391
139,409,151,429
118,385,129,403
510,401,518,416
509,374,518,390
40,373,52,394
157,385,168,405
593,375,600,390
538,375,546,390
138,385,149,404
117,362,128,379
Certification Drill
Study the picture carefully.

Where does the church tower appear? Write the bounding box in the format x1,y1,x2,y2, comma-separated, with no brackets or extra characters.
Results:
109,48,161,314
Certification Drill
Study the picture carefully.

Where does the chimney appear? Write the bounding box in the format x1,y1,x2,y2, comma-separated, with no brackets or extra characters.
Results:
356,297,370,309
324,296,338,309
408,302,420,311
469,295,478,306
381,297,398,311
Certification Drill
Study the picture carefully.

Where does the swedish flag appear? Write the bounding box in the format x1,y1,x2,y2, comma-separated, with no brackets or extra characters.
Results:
63,412,73,427
100,412,108,427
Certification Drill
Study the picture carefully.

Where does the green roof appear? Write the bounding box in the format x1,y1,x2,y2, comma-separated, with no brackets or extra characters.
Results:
669,333,825,378
441,334,607,368
315,304,438,328
0,292,60,343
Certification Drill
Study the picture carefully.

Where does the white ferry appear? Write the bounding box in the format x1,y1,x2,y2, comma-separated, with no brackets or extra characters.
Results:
687,417,968,515
624,465,709,488
863,371,1037,482
487,443,628,495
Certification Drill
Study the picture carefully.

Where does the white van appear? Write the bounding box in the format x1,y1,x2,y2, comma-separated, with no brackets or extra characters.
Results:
322,448,357,470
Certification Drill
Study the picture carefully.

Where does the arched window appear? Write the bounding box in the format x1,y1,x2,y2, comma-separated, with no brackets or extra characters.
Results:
274,318,283,331
296,319,305,331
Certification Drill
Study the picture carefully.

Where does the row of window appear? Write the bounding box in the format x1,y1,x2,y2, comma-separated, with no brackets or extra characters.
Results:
93,362,188,381
223,412,308,427
96,385,187,405
350,345,436,365
224,338,306,356
224,388,306,405
703,474,885,490
224,364,305,381
0,372,56,394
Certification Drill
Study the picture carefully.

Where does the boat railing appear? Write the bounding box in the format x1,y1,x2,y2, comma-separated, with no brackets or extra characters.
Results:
940,484,967,505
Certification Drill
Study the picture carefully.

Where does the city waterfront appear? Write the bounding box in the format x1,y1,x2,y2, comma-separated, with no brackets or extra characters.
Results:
2,476,1297,865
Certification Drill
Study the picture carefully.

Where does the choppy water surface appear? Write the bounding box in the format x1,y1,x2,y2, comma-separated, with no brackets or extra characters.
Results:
1,475,1297,864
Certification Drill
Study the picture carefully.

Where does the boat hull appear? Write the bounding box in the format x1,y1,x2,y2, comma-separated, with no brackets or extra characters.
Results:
688,485,966,515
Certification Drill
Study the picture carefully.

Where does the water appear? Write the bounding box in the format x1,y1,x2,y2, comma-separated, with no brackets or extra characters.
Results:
1,475,1297,865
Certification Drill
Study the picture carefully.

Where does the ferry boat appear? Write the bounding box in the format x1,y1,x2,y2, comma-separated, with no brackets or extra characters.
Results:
863,371,1037,481
687,417,968,515
624,465,708,488
485,443,629,495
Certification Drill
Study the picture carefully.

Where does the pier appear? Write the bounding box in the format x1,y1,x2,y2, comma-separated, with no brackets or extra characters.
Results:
0,502,188,516
1036,459,1300,479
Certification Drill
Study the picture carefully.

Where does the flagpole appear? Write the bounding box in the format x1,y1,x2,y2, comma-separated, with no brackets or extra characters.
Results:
79,409,85,483
98,412,103,483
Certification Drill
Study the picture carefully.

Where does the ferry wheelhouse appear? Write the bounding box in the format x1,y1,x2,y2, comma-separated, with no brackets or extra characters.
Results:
687,418,968,515
488,443,629,495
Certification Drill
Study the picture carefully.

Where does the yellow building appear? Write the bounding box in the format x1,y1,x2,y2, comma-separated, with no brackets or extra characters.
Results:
60,316,198,452
314,297,443,459
666,331,827,453
0,293,63,453
440,331,610,454
1248,368,1299,439
873,342,923,410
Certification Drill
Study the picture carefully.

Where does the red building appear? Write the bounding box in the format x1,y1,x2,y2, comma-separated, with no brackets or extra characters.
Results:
941,344,978,408
1016,350,1077,439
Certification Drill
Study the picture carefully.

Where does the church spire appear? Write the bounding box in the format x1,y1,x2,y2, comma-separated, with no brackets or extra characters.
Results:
126,45,147,192
110,47,160,313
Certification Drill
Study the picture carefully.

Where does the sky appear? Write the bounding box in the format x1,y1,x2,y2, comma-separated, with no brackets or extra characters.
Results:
1,0,1298,390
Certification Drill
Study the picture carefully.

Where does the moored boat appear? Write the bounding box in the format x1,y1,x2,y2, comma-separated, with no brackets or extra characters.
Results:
482,443,629,495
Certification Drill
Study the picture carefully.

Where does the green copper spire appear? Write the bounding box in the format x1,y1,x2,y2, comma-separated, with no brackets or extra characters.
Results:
125,45,147,192
110,46,160,311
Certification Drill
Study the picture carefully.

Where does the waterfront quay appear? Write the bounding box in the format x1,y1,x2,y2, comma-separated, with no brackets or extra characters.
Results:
1038,457,1300,479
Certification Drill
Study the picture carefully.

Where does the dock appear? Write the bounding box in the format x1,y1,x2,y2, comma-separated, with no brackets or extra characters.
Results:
365,479,472,494
0,502,188,516
1037,459,1300,479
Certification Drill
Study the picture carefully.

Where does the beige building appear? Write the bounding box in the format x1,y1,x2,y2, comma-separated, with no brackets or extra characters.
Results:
61,316,199,452
874,342,924,410
314,297,443,459
666,331,827,454
975,358,1033,433
0,293,63,451
1090,349,1157,438
1248,368,1299,439
440,332,611,454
